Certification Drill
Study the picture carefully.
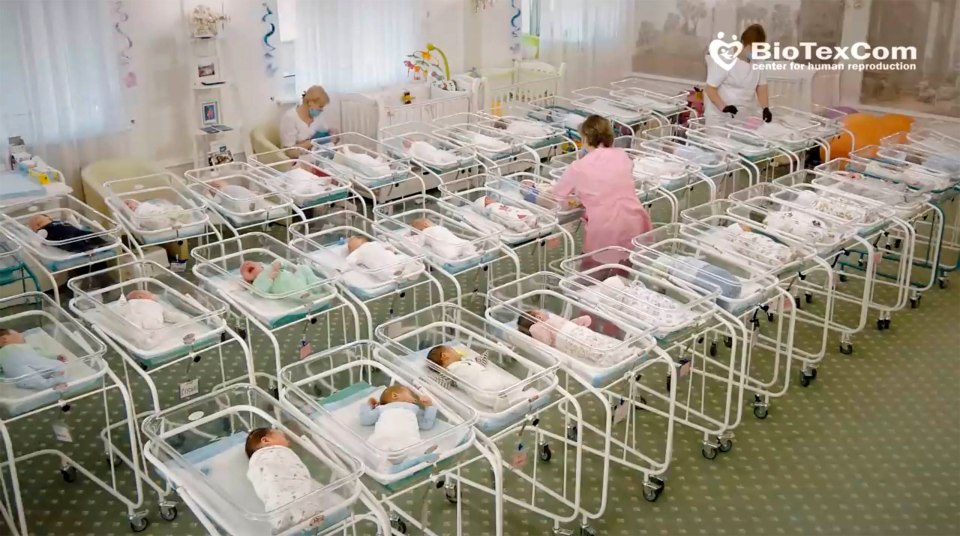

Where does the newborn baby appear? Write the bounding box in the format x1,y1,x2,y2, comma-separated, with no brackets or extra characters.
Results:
517,309,626,367
791,190,870,223
764,210,834,244
241,259,320,296
473,196,539,233
463,131,510,153
208,179,271,213
28,214,108,253
518,179,580,210
504,120,551,139
427,345,536,411
123,199,193,230
246,428,328,533
279,167,334,198
598,276,696,331
719,223,798,265
359,384,437,452
632,156,688,186
340,146,392,177
410,218,477,260
345,236,420,282
117,290,191,332
408,140,458,167
0,328,67,390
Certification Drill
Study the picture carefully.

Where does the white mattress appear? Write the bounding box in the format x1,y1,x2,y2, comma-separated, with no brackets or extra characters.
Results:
306,243,424,300
310,383,472,485
172,432,349,536
206,273,336,328
0,328,106,417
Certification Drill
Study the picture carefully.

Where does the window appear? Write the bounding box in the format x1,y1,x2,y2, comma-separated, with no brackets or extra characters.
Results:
522,0,542,37
278,0,296,43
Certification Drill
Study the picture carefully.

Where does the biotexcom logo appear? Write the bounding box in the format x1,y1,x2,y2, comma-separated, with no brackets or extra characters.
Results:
708,32,918,72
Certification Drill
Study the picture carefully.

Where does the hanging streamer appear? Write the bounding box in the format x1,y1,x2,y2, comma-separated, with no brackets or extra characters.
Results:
262,2,278,77
509,0,521,56
114,1,137,88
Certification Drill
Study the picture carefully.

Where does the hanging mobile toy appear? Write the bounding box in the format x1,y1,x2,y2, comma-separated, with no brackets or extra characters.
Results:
402,91,414,105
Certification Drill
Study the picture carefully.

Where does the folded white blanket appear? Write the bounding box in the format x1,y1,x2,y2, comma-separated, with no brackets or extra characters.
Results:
409,141,458,166
632,156,688,182
506,120,550,138
414,225,477,261
129,200,194,230
341,147,392,177
466,132,510,152
346,241,421,282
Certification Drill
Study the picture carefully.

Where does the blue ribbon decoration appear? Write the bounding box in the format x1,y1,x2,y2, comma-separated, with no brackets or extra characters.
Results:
262,2,278,77
114,1,133,65
509,0,521,55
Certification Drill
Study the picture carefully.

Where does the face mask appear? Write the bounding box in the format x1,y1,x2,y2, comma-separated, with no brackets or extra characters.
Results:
308,108,322,118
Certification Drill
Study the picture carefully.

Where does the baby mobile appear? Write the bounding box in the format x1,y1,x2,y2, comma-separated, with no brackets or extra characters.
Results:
403,44,458,91
113,1,137,88
260,2,278,77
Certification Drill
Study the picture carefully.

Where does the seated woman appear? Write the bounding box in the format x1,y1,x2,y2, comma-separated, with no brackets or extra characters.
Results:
280,85,332,157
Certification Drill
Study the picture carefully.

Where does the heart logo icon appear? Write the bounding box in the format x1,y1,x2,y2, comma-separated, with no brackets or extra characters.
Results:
709,32,743,71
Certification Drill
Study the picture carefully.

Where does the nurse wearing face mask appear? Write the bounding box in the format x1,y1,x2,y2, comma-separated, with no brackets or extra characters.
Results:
280,85,332,156
704,24,772,126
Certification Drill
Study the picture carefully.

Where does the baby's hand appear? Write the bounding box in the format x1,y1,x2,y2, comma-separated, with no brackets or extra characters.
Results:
57,355,67,363
308,515,325,527
419,395,433,407
367,397,379,408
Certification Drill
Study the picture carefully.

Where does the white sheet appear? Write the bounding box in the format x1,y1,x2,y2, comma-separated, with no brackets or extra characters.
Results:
408,141,459,168
207,274,336,327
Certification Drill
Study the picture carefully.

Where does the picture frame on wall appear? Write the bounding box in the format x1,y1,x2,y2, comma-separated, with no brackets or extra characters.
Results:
195,56,223,86
201,100,220,126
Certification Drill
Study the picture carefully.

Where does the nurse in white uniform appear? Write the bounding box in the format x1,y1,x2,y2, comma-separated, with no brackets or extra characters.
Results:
704,24,772,126
280,85,332,157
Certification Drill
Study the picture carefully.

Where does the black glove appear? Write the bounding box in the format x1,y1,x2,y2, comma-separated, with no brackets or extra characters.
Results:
762,107,773,123
722,105,738,117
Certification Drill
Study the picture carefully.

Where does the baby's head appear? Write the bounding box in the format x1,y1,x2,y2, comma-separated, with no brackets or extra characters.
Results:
347,235,369,254
379,384,419,406
0,328,26,348
208,179,227,191
241,260,264,283
245,427,290,458
427,345,461,368
124,199,141,211
28,214,53,232
411,218,434,232
517,309,549,336
482,196,496,207
127,290,156,301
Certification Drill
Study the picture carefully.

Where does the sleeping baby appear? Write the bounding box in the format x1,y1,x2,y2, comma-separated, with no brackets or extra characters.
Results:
0,328,67,390
123,199,193,231
473,196,540,233
359,384,437,452
208,179,271,213
427,345,537,411
28,214,108,253
517,309,626,367
117,290,192,332
598,276,696,331
246,428,328,533
408,140,458,167
340,146,392,177
410,218,478,260
277,167,334,198
345,236,420,281
764,210,834,245
719,223,798,265
241,259,320,296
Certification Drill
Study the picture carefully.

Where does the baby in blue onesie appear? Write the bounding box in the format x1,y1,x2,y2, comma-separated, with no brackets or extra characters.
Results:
0,329,67,390
241,259,320,296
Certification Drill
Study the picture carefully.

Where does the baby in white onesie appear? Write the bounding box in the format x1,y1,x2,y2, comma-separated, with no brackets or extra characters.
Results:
123,199,193,231
340,146,392,177
411,218,477,261
473,196,539,233
345,236,420,282
408,140,458,167
117,290,191,335
246,428,328,533
359,384,437,452
208,179,270,214
279,167,334,198
427,345,537,411
518,309,627,367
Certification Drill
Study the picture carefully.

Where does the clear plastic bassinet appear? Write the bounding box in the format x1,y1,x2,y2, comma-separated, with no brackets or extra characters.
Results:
184,162,294,226
104,173,210,244
141,383,364,536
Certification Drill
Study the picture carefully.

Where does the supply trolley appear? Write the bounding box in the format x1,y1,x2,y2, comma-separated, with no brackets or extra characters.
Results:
816,155,950,304
0,194,135,305
103,172,222,261
310,133,420,208
374,194,521,304
557,243,753,456
191,232,361,381
485,272,678,535
141,383,392,536
288,210,445,338
0,292,146,533
376,303,589,534
678,203,834,390
65,261,254,522
380,121,483,191
183,161,296,238
280,340,503,536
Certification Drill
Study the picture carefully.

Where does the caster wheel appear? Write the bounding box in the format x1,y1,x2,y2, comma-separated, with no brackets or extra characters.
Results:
753,403,769,420
939,278,949,289
665,375,671,394
894,238,902,249
910,298,918,309
839,342,853,355
444,483,458,504
130,517,149,533
580,525,598,536
883,319,891,330
718,437,733,453
566,425,578,442
839,274,848,283
391,517,407,534
539,444,552,462
794,296,801,308
61,466,78,483
805,292,813,304
271,387,279,399
159,504,178,521
709,341,717,357
237,328,248,340
643,483,664,502
876,319,885,331
799,372,811,387
724,336,733,348
701,444,718,460
810,368,818,379
767,312,775,322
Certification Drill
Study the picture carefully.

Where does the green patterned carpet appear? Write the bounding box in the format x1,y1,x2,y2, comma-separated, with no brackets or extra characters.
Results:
2,229,959,536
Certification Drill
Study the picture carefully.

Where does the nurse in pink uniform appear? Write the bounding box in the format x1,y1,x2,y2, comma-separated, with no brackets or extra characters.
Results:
551,115,652,270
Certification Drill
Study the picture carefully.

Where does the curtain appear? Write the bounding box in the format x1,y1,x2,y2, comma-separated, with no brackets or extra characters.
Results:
538,0,636,89
0,0,127,189
295,0,424,94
